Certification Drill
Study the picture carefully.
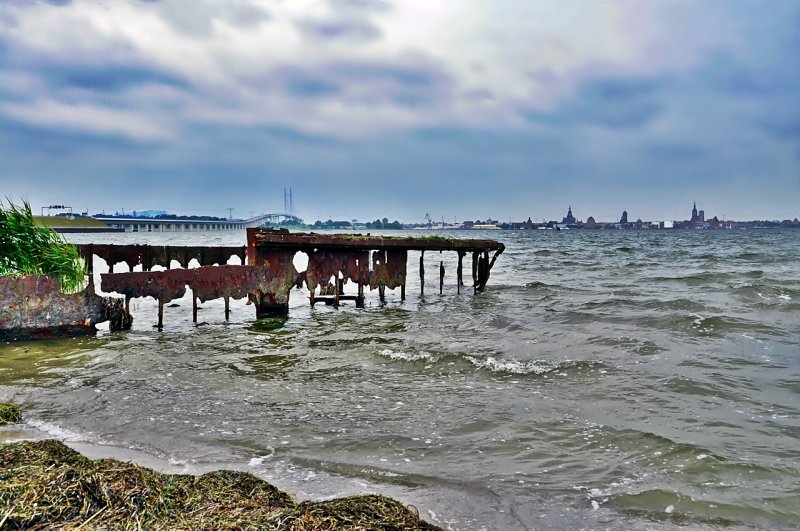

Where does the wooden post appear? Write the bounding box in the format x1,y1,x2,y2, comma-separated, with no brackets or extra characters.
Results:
193,295,198,323
357,282,364,308
419,251,425,295
439,261,445,294
334,276,340,308
224,296,230,321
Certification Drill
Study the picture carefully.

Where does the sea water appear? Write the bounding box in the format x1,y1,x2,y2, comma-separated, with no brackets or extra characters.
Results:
1,229,799,529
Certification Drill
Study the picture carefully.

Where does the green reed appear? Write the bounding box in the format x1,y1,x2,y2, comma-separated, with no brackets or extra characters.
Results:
0,199,86,293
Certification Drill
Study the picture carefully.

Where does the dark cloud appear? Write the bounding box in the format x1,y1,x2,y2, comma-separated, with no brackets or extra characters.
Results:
44,63,189,93
525,77,664,129
0,117,145,158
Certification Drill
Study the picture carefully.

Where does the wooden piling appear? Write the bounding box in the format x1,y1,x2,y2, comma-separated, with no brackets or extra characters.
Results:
439,261,445,294
224,296,230,321
192,295,198,323
157,298,164,329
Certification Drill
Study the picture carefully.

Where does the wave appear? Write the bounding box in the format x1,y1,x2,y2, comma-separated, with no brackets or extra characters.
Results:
376,349,600,375
26,419,91,443
464,356,597,375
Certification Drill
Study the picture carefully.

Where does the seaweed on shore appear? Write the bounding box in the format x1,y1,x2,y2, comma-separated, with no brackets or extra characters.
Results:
0,403,21,425
0,439,441,530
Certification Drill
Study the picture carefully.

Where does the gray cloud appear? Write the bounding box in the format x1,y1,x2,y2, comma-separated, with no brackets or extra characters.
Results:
524,77,664,129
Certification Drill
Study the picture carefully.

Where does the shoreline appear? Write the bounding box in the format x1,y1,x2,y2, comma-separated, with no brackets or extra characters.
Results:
0,418,441,530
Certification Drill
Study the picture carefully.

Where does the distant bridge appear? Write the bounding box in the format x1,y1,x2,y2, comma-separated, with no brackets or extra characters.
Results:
95,213,304,233
244,213,304,228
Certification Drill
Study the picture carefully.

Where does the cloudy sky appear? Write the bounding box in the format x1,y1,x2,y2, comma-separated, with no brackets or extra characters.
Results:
1,0,798,223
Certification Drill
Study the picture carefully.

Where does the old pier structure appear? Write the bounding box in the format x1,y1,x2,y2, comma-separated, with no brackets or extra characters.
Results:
77,229,505,328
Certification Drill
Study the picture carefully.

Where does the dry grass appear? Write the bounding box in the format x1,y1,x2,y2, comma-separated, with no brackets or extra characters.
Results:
0,439,441,530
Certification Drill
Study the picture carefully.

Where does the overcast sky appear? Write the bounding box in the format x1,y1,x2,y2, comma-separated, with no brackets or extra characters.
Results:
1,0,798,223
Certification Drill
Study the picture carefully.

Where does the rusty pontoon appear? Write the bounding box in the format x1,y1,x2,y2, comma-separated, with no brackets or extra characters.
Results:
80,229,504,328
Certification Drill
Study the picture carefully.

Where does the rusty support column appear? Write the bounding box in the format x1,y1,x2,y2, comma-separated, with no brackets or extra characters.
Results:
457,252,464,293
193,295,198,323
419,251,425,295
309,287,316,307
157,297,164,329
85,244,94,294
356,282,364,308
125,296,130,315
439,261,445,294
379,285,385,303
401,282,405,301
224,296,230,321
472,251,479,286
334,276,340,308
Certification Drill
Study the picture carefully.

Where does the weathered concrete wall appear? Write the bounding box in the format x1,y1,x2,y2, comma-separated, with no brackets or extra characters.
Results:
0,275,131,341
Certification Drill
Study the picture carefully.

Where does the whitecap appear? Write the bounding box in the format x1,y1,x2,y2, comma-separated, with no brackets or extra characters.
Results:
377,349,437,362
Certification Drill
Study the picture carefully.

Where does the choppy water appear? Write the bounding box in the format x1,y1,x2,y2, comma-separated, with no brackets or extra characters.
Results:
2,229,799,529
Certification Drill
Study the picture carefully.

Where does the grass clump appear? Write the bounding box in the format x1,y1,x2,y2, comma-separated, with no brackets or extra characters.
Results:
0,439,441,530
0,199,86,292
0,403,21,425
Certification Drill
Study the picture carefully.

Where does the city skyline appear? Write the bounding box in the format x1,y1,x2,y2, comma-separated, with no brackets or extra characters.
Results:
1,1,798,222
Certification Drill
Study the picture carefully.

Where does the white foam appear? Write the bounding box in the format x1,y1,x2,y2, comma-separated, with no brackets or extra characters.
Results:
665,505,675,514
465,356,569,375
377,349,437,362
27,419,88,442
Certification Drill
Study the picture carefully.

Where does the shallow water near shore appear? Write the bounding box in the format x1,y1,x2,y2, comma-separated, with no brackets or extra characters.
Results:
2,229,799,529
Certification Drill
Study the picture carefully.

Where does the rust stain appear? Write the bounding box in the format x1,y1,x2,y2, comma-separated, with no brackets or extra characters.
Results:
0,275,131,341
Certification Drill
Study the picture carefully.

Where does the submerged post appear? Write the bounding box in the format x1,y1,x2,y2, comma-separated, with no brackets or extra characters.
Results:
439,261,445,295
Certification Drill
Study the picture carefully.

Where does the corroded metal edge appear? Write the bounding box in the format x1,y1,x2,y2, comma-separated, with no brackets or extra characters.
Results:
0,275,131,341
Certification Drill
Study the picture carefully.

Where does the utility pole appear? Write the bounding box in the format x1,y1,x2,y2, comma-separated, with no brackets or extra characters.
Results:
227,207,233,220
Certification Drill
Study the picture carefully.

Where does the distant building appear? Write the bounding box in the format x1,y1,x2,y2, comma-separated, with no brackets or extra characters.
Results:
691,202,705,223
562,206,576,225
620,210,628,224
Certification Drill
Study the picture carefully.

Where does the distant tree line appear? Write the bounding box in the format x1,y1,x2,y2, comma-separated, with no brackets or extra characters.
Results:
365,218,403,229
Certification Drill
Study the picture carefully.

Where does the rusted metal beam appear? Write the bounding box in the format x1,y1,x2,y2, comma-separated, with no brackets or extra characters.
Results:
248,228,504,253
78,245,247,272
